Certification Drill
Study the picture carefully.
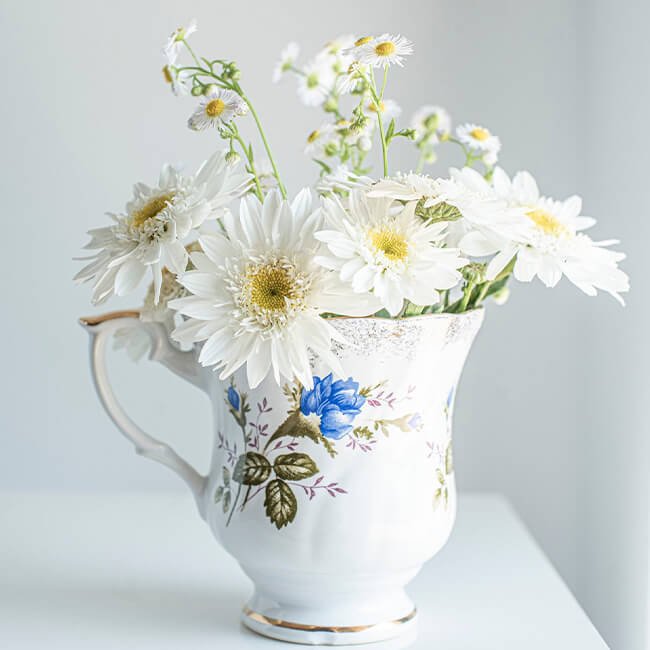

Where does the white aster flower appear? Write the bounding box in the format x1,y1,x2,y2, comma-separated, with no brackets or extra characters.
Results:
169,190,377,388
490,168,629,302
337,61,370,94
352,34,413,68
75,152,252,305
297,59,336,106
304,124,339,159
273,42,299,83
162,65,193,96
316,190,468,315
188,89,248,131
456,123,501,159
411,105,451,143
316,165,373,195
367,98,402,120
163,19,197,66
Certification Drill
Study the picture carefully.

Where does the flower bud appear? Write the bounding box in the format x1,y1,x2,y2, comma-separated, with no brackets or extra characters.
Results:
191,85,203,96
323,142,339,157
492,286,510,305
324,97,339,113
203,84,219,95
225,151,241,166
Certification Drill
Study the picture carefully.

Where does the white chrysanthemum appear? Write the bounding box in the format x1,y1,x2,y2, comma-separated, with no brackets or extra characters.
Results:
297,59,336,106
367,98,402,120
75,152,252,305
188,89,248,131
273,42,299,83
368,171,525,262
316,165,373,195
304,124,339,159
352,34,413,68
456,123,501,157
489,168,629,302
411,105,451,142
316,191,468,315
163,19,197,66
169,190,378,388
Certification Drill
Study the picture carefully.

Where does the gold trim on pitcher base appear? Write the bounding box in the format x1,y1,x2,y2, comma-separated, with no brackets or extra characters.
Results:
241,606,417,634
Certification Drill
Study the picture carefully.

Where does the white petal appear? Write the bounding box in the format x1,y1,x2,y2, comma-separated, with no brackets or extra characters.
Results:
114,259,146,296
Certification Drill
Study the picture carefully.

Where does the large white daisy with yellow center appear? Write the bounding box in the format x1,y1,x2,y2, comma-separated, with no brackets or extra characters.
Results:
75,152,252,304
490,168,630,302
350,34,413,68
188,89,248,131
316,190,468,315
169,190,377,389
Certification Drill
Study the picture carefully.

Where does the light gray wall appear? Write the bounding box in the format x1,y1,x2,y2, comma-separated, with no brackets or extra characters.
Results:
0,1,645,648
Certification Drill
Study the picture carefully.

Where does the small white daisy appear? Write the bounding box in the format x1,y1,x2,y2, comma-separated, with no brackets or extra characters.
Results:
297,58,336,106
366,98,402,121
272,42,300,83
188,89,248,131
489,168,629,302
316,165,373,195
163,65,193,96
411,105,451,143
163,19,197,66
353,34,413,68
456,123,501,157
75,152,252,304
169,190,378,388
316,190,468,315
336,61,370,94
318,34,356,74
304,124,339,159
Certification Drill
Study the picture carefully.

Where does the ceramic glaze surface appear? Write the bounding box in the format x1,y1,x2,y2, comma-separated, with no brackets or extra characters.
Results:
82,310,483,645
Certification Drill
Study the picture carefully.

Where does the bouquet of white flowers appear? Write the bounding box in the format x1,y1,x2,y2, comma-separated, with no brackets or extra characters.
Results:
76,22,629,390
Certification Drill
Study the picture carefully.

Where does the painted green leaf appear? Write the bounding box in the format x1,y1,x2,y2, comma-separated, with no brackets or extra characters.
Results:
233,452,272,486
222,490,231,514
445,442,454,475
214,485,224,503
264,479,298,529
273,453,319,481
222,466,231,487
265,412,322,450
415,200,463,224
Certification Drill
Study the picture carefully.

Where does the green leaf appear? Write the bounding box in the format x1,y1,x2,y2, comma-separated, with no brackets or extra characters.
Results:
445,442,454,475
214,485,224,503
222,490,231,514
222,466,231,487
386,118,396,142
233,452,272,486
273,453,319,481
264,479,298,529
415,200,463,224
265,412,322,450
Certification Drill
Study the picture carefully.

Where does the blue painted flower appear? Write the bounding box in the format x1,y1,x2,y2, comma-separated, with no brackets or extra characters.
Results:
300,374,366,440
227,385,240,411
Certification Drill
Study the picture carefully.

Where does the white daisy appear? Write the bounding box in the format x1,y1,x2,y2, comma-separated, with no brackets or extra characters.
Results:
316,165,373,195
317,34,356,74
169,190,378,389
456,123,501,158
74,152,252,305
272,42,299,83
366,98,402,121
163,19,197,66
353,34,413,68
336,61,370,94
490,168,629,302
188,89,248,131
316,190,468,315
304,124,339,159
297,58,336,107
163,65,193,96
411,105,451,143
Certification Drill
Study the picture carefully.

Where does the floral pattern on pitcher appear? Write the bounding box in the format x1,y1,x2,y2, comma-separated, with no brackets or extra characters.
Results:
215,373,422,529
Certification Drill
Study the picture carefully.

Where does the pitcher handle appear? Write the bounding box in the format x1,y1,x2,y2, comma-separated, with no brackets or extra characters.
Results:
80,311,207,518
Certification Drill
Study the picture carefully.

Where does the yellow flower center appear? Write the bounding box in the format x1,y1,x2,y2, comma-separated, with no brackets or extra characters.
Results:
248,265,294,311
367,101,386,113
131,193,174,229
306,73,319,89
205,98,226,118
162,66,173,84
355,36,373,47
307,130,320,143
526,208,568,237
469,127,490,141
370,227,409,261
374,41,396,57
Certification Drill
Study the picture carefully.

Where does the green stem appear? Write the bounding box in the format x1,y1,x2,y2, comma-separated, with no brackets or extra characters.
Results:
226,416,248,526
183,40,202,68
458,279,476,313
233,132,263,201
239,91,287,199
473,281,491,308
371,69,389,177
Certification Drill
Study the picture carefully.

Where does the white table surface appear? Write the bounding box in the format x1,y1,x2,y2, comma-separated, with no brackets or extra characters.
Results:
0,492,607,649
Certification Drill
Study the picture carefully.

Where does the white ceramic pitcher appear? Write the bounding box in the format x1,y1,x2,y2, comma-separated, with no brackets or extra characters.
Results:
81,308,483,645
